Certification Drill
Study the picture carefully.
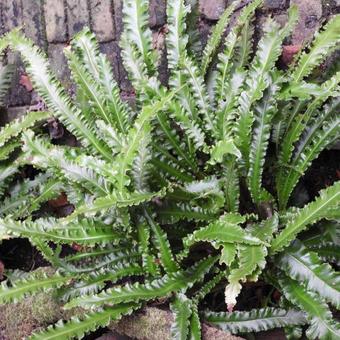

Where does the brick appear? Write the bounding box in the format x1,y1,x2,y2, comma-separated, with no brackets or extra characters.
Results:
149,0,166,28
2,0,23,31
48,43,71,87
90,0,115,42
44,0,67,42
263,0,286,10
199,0,226,20
66,0,90,37
22,0,45,47
291,0,322,45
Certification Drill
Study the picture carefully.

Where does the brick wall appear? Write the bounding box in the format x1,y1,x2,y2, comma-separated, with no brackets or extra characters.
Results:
0,0,339,120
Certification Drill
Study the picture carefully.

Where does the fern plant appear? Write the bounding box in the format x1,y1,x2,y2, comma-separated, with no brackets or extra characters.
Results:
0,0,339,339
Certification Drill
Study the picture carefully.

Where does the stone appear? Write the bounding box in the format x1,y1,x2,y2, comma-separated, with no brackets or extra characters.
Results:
291,0,322,45
44,0,67,42
90,0,115,42
200,0,226,20
48,43,71,87
263,0,286,10
22,0,45,48
149,0,167,28
281,45,301,65
66,0,90,36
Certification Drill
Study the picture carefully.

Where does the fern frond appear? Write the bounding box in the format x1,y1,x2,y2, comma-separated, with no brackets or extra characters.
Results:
225,244,267,309
122,0,156,76
0,139,21,161
235,6,298,164
4,30,112,161
0,175,62,218
279,275,340,340
0,110,50,147
144,208,179,273
67,188,166,220
29,304,140,340
290,14,340,83
311,243,340,266
203,307,307,334
0,163,19,197
71,28,131,133
193,270,225,303
170,293,192,340
188,303,201,340
166,0,190,72
157,203,216,224
276,240,340,308
0,217,123,245
0,63,14,105
215,0,261,105
182,55,217,135
65,256,217,309
137,222,159,276
115,91,178,191
184,214,264,249
222,158,240,213
22,131,111,195
201,1,237,75
272,181,340,253
277,114,340,209
0,270,70,303
248,79,278,203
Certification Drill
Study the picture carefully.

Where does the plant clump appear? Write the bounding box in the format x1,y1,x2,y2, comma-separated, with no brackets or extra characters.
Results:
0,0,339,339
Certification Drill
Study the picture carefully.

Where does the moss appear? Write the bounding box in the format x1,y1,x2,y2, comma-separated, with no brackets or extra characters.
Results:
112,307,172,340
0,292,61,340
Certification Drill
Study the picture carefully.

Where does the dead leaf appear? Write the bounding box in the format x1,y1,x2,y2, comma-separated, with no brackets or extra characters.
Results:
19,74,33,92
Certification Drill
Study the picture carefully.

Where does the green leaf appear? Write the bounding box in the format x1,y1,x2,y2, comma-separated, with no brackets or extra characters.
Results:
5,30,112,161
203,307,307,334
184,214,264,249
0,270,70,303
0,63,14,106
290,14,340,83
0,110,50,147
236,6,298,165
209,140,241,165
170,293,192,340
248,80,278,203
279,275,340,340
0,217,123,246
166,0,190,71
271,181,340,254
277,114,340,209
144,209,179,274
122,0,156,75
65,256,218,309
71,28,130,134
29,304,140,340
201,1,237,75
276,240,340,308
